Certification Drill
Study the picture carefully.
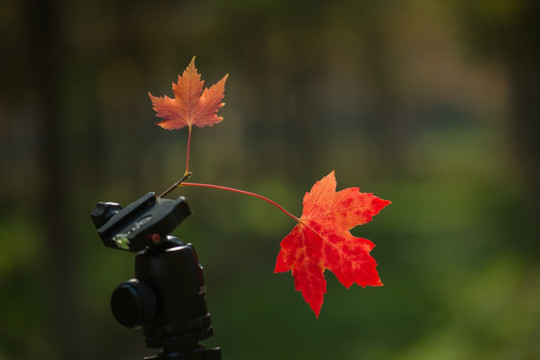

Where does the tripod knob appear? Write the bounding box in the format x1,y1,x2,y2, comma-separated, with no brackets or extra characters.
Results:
91,201,122,228
111,279,156,328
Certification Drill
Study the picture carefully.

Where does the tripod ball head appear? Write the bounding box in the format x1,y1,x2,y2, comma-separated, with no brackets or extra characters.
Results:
91,192,222,359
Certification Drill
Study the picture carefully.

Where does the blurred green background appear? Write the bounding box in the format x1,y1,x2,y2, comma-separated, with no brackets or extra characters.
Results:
1,0,539,359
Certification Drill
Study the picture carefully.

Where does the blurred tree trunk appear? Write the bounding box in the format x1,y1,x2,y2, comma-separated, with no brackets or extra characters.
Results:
27,0,86,358
363,15,406,179
504,1,540,252
457,0,540,252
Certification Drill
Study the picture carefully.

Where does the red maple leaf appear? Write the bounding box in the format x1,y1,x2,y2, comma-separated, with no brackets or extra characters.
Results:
148,57,228,130
274,171,391,317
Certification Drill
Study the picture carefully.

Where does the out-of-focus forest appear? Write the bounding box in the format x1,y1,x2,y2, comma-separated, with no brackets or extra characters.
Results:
1,0,539,359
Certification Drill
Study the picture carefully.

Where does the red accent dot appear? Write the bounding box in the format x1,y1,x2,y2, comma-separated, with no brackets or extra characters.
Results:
149,233,162,244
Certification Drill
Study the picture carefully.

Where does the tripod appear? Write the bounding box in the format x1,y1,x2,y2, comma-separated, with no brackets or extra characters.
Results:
91,192,221,360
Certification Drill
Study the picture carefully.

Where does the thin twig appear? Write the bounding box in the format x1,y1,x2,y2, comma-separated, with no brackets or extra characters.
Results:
158,172,193,198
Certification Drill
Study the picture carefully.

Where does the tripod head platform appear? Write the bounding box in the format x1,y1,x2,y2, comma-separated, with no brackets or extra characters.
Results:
91,192,221,360
91,192,191,252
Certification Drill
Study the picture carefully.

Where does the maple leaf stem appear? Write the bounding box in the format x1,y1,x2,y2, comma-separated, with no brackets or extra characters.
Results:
185,124,193,176
180,182,300,222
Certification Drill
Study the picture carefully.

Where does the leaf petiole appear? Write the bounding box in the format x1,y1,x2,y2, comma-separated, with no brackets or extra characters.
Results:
180,182,300,222
185,124,193,176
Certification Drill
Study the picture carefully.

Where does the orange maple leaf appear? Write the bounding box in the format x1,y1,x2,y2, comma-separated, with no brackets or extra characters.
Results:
149,57,228,130
274,171,391,317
